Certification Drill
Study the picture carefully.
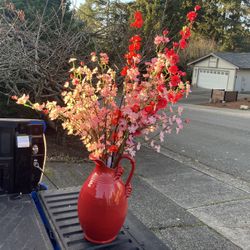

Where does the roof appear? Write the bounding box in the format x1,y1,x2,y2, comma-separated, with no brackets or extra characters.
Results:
188,52,250,69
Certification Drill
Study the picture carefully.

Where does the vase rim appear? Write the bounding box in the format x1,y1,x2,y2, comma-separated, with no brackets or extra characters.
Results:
92,159,117,173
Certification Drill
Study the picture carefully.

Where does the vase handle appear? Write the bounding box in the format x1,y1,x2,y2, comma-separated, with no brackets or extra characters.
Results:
116,154,135,187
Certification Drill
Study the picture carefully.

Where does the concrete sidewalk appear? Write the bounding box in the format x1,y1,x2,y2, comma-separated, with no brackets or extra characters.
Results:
44,146,250,249
135,147,250,250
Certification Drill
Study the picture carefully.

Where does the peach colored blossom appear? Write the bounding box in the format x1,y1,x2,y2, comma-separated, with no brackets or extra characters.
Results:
16,94,29,105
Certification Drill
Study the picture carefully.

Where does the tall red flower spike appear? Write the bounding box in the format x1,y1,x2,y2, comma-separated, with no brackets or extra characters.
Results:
194,5,201,11
130,11,143,28
187,11,197,22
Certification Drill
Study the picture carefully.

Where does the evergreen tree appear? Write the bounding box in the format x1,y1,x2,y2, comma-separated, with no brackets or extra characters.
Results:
0,0,72,27
187,0,250,51
77,0,131,65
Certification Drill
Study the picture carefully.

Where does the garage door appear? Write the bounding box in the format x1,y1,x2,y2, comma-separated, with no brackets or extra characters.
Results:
197,69,229,89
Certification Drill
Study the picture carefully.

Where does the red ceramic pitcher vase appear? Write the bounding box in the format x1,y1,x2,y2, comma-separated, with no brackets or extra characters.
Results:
77,154,135,244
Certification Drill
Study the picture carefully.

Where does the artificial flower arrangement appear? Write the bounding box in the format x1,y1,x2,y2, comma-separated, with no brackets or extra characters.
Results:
14,6,201,244
14,6,201,168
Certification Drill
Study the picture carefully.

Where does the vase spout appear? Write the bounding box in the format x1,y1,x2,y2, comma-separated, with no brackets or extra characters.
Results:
91,158,107,168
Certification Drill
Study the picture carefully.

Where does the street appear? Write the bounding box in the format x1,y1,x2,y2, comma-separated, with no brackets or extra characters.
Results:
161,104,250,183
133,98,250,249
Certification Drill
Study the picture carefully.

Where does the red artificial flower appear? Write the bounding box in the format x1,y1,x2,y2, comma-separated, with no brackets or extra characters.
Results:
184,118,191,124
114,109,122,118
131,104,140,113
80,61,84,66
147,102,157,114
11,95,18,100
129,42,141,52
163,29,169,36
124,51,141,65
111,118,118,125
167,91,174,103
180,27,191,39
166,49,180,65
157,84,165,93
179,71,186,77
124,53,132,65
108,145,119,153
187,11,197,22
121,66,129,76
129,35,142,43
136,84,145,92
111,132,118,141
72,78,79,85
168,65,179,74
111,109,122,125
157,97,168,110
130,11,144,28
134,130,141,137
194,5,201,11
42,109,49,115
170,75,181,87
167,91,183,103
179,39,187,49
173,42,179,48
144,104,154,113
175,92,183,102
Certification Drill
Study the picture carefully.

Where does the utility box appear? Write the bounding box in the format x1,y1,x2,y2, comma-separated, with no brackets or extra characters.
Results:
0,119,46,194
211,89,225,103
211,89,238,103
224,91,238,102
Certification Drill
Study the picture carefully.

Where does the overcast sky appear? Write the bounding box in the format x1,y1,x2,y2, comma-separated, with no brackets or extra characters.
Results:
72,0,132,7
73,0,84,7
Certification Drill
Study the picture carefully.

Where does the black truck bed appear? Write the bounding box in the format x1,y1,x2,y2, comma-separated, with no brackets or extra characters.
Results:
38,187,168,250
0,188,168,250
0,193,53,250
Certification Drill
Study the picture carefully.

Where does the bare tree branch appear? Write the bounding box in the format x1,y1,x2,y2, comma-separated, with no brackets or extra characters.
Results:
0,2,93,103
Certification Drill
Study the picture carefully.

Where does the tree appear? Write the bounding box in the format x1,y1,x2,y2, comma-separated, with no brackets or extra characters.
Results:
77,0,131,66
131,0,250,52
0,1,93,104
187,0,250,51
0,0,72,24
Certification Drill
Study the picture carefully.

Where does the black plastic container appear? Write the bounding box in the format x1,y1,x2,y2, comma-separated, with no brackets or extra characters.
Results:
0,118,46,194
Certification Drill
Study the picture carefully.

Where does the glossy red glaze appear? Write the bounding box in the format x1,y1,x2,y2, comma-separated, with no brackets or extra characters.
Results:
77,155,135,244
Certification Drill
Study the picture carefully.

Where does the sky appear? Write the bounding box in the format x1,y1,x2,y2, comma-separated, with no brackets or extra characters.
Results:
73,0,84,7
72,0,132,7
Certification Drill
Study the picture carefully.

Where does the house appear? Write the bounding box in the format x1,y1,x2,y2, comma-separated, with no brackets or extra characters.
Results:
188,52,250,92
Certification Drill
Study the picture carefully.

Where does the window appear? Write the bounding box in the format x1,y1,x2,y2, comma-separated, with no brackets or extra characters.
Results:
208,57,218,67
